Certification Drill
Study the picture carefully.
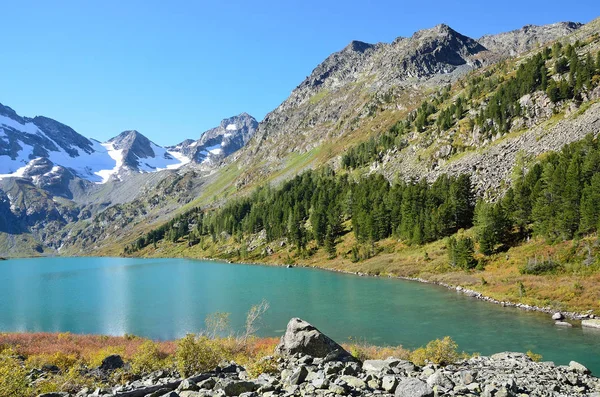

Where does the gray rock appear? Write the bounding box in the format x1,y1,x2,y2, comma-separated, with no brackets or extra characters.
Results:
158,392,179,397
382,375,399,392
569,361,591,374
459,369,477,385
312,377,330,389
275,318,356,361
555,321,573,327
340,362,361,376
582,319,600,329
426,370,454,390
37,393,70,397
196,378,216,390
287,366,308,385
395,377,434,397
552,312,564,320
339,375,366,389
177,379,199,392
216,380,259,396
99,354,124,371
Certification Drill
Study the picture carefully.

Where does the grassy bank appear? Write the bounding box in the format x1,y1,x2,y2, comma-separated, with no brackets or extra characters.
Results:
132,226,600,315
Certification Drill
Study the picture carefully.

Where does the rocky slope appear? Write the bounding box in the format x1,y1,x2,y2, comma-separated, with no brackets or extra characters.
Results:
231,21,582,188
478,22,583,57
169,113,258,166
43,318,600,397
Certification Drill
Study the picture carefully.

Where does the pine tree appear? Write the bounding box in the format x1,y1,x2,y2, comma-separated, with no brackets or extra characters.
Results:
560,154,582,238
474,201,510,255
579,173,600,235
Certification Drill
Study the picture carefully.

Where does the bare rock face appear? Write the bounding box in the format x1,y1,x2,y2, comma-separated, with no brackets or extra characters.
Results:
275,318,357,362
478,22,582,57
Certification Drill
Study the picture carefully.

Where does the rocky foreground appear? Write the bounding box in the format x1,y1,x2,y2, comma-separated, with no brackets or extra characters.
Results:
43,318,600,397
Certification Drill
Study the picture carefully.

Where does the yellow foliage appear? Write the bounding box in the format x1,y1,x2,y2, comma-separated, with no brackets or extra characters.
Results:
175,334,229,377
0,351,29,397
87,346,126,368
26,352,79,372
130,340,172,375
245,356,279,378
33,365,104,396
526,350,543,362
410,336,466,366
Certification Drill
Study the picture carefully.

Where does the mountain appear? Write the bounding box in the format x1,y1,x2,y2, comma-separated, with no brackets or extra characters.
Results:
478,22,583,57
0,103,257,255
0,103,114,183
168,113,258,165
1,18,595,258
101,130,189,182
234,22,583,188
0,104,257,188
0,104,190,185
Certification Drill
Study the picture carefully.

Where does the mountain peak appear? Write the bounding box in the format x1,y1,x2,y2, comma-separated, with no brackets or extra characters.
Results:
344,40,374,53
412,23,461,40
168,113,258,165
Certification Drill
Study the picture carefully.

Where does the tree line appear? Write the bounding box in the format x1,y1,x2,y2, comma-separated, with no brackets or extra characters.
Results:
124,170,474,255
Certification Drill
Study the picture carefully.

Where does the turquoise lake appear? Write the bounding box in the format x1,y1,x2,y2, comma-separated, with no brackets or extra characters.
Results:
1,257,599,374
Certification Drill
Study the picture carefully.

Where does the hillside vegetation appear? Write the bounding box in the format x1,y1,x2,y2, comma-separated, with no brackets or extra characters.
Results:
123,36,600,313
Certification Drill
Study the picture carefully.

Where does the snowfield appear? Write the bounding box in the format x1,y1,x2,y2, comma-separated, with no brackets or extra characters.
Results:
0,115,189,184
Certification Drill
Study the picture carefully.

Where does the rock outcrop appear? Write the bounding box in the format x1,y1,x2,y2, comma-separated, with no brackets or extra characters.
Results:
275,318,356,362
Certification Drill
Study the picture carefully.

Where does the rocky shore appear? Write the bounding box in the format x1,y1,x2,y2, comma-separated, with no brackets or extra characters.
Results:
221,256,597,322
38,318,600,397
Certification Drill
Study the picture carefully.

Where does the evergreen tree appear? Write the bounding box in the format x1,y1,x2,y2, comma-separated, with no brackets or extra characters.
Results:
474,201,510,255
579,173,600,235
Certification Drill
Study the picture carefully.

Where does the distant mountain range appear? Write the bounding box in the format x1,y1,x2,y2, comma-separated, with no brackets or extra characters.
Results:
0,102,257,184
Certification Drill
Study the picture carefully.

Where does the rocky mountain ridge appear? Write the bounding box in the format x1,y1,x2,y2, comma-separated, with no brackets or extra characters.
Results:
168,113,258,166
237,21,582,178
0,104,256,256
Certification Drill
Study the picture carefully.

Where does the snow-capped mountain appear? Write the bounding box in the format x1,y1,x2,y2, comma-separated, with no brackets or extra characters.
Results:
168,113,258,165
98,130,190,182
0,103,189,184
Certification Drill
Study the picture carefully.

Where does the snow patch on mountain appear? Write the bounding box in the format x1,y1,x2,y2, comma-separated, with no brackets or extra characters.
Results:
226,124,238,131
138,142,187,172
94,143,124,183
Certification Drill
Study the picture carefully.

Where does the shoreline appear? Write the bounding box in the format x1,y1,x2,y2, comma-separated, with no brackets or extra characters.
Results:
186,254,596,322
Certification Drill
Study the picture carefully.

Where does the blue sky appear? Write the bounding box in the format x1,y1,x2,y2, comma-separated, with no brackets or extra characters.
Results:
1,1,598,146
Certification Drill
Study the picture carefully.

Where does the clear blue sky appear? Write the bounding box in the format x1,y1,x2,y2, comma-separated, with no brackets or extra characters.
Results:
2,1,598,146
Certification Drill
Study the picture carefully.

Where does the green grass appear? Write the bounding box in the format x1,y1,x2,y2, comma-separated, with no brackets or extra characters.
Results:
308,90,330,105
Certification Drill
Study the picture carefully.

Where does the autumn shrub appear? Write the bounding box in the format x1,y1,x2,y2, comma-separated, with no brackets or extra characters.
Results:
26,352,79,372
87,346,126,368
131,340,172,375
175,334,229,377
344,340,410,362
32,365,103,396
245,355,279,378
526,350,543,362
0,349,29,397
410,336,467,366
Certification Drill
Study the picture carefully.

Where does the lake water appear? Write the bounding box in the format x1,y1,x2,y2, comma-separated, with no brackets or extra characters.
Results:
1,257,599,373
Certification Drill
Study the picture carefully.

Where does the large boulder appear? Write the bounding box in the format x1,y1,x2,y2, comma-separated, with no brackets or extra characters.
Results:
395,377,434,397
582,319,600,329
99,354,124,371
275,318,356,362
